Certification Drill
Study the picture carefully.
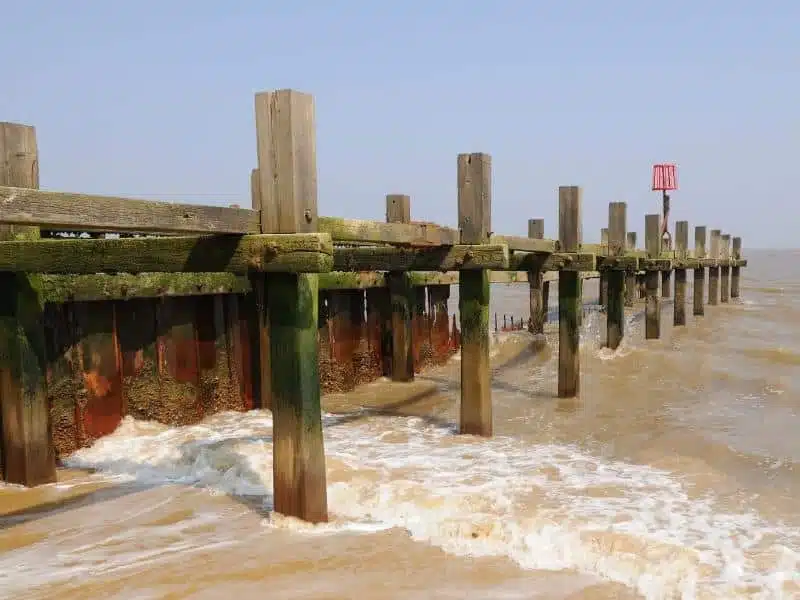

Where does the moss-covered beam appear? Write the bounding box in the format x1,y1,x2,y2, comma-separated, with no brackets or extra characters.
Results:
0,233,333,274
40,273,252,303
319,216,459,247
509,252,596,272
489,234,557,253
333,244,509,271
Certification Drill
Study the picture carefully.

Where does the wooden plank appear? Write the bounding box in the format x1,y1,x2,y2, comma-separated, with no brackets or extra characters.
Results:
319,216,459,247
693,226,706,316
510,252,596,272
644,214,661,339
527,218,546,334
457,153,492,436
598,228,609,308
0,122,56,486
333,244,509,272
116,298,161,423
0,233,333,274
731,237,742,298
489,234,557,253
74,301,125,441
255,88,327,523
385,195,414,382
558,186,581,398
708,229,721,306
0,185,260,234
674,221,688,326
606,202,626,350
40,272,251,303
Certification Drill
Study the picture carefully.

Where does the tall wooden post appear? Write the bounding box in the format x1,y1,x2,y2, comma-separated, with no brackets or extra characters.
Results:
693,226,706,316
606,203,626,349
673,221,688,326
528,218,546,334
731,237,742,298
254,89,327,523
644,214,661,339
708,229,720,306
386,194,414,381
599,228,609,308
457,153,492,436
0,122,56,486
558,186,581,398
720,233,731,303
661,269,672,299
625,232,637,307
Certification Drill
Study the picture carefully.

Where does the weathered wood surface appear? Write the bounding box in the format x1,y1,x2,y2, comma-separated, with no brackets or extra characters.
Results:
558,186,581,398
644,214,661,339
673,221,688,326
256,89,327,524
490,234,557,253
319,216,459,247
333,244,509,272
0,233,333,274
0,185,261,234
527,218,546,334
0,123,57,486
605,202,626,350
457,153,492,436
693,226,706,317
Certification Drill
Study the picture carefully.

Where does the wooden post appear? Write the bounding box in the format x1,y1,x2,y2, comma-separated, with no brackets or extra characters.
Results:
528,218,546,334
661,269,672,299
457,153,492,436
385,194,414,381
731,237,742,298
708,229,720,306
606,203,626,349
644,214,661,340
558,186,581,398
625,232,637,307
0,122,57,486
599,228,608,308
673,221,688,326
720,234,731,303
254,89,327,523
542,280,550,326
693,226,706,316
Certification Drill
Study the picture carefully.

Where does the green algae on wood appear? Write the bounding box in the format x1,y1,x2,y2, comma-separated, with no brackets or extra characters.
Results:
40,272,252,303
0,233,334,274
458,269,491,436
333,244,509,272
267,272,328,523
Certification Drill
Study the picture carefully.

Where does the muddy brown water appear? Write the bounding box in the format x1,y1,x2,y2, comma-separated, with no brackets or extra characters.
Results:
1,250,798,599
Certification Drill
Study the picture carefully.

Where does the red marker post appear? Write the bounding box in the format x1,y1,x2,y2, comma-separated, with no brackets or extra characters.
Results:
652,164,678,250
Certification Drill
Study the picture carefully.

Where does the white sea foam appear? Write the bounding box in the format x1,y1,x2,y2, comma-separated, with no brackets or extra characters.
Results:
47,410,800,600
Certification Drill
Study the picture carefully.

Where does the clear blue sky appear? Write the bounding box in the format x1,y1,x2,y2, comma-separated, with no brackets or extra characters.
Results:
2,2,796,248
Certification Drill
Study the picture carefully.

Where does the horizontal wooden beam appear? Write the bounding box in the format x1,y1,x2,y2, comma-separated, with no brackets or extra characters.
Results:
333,244,509,271
41,272,252,303
508,252,596,272
319,216,459,246
489,234,557,253
0,233,333,274
0,185,260,234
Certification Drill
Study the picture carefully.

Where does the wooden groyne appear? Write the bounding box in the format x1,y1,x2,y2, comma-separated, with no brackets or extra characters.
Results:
0,91,747,524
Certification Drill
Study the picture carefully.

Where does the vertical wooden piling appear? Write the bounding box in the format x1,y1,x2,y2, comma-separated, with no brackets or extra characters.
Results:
599,228,609,309
528,218,546,334
386,194,414,381
720,234,731,303
644,214,661,340
731,237,742,299
625,232,637,307
250,168,271,410
693,226,706,316
457,153,492,436
674,221,688,326
0,122,56,486
708,229,720,306
606,203,626,349
661,270,672,299
255,89,327,523
558,186,581,398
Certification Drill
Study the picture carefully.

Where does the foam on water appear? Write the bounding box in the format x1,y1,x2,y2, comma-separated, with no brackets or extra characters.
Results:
51,410,799,600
